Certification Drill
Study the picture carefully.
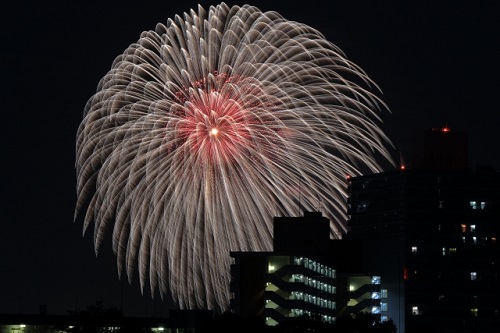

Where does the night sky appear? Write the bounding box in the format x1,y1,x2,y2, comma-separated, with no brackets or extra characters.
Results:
2,0,499,318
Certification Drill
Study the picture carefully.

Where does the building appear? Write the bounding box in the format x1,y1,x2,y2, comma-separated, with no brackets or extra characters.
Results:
0,310,212,333
0,313,169,333
230,251,337,326
344,274,387,321
413,127,469,171
347,164,500,332
230,211,385,326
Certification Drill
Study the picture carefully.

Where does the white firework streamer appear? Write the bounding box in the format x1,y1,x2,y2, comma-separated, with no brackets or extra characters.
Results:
75,2,395,312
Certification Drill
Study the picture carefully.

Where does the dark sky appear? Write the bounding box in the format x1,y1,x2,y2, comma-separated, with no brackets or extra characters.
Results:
2,0,499,317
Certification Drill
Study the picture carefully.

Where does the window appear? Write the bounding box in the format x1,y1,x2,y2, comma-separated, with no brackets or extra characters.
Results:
372,276,381,285
372,292,381,299
412,306,419,315
442,247,446,256
411,246,418,253
381,316,388,322
381,289,388,298
470,201,488,210
471,308,478,316
381,302,387,311
357,201,369,213
292,274,304,283
372,306,381,314
471,272,477,281
470,225,476,233
460,224,467,233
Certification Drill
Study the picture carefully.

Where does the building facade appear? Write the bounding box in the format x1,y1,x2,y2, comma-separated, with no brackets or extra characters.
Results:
347,168,500,332
230,212,384,326
230,252,337,326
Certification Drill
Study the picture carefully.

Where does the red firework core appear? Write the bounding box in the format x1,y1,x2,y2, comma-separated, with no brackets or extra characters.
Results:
170,73,279,165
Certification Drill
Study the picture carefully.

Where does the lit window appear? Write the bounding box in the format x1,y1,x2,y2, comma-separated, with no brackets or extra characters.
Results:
460,224,467,233
372,276,381,285
442,247,446,256
492,237,497,244
381,289,388,298
381,316,388,322
357,201,369,213
372,306,381,314
449,248,457,253
411,246,418,253
470,201,487,210
472,236,478,244
412,306,419,315
471,308,478,316
470,225,476,233
372,292,381,299
439,200,444,208
381,302,388,311
470,272,477,281
462,236,466,243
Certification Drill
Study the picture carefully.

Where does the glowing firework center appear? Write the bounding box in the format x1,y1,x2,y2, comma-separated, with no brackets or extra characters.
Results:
171,72,282,165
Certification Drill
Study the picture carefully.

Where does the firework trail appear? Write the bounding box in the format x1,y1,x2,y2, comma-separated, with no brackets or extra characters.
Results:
75,3,394,312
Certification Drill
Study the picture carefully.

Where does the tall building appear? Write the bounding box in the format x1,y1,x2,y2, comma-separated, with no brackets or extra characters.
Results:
412,127,469,171
229,212,386,326
346,128,500,332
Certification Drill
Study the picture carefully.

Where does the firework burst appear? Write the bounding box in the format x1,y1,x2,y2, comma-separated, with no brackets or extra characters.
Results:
75,2,394,312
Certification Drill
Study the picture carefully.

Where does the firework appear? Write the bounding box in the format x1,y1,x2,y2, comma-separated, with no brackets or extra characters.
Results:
75,3,394,312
